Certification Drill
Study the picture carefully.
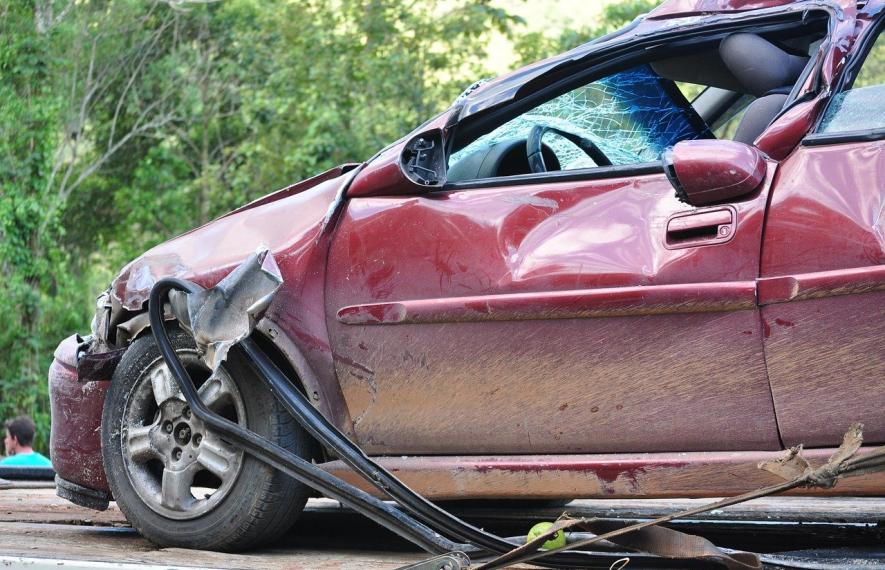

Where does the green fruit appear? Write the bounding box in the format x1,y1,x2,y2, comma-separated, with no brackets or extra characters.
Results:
526,521,566,550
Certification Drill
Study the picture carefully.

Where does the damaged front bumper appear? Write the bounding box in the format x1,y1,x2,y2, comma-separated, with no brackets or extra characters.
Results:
48,334,111,504
45,282,161,509
48,288,145,506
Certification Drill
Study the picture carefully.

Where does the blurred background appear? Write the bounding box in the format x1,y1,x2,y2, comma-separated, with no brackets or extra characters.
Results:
0,0,660,451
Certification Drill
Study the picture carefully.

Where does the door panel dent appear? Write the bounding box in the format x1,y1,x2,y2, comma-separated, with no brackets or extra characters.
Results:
327,170,779,455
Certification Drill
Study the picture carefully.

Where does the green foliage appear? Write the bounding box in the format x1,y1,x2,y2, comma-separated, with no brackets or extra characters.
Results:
0,0,658,454
233,0,522,196
0,1,78,452
513,0,660,65
854,30,884,89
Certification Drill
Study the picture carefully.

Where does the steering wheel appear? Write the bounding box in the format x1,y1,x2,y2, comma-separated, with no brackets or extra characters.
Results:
526,125,612,173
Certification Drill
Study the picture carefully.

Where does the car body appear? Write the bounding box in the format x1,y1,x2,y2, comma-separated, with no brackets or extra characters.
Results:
51,0,884,519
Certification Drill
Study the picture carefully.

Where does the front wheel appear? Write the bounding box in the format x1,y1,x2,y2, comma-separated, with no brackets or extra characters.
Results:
102,327,312,551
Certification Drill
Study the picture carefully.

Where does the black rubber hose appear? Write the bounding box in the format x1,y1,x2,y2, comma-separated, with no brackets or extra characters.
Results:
241,341,519,545
241,322,669,568
151,277,669,569
148,278,470,554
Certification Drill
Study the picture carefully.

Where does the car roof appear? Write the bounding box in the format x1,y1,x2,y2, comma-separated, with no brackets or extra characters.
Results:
456,0,853,121
648,0,797,19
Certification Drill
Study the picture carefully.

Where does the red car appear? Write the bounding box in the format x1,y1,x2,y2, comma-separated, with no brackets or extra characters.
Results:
50,0,884,552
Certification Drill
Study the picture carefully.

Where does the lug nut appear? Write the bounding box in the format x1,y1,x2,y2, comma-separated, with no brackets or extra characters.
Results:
174,423,192,445
173,448,182,461
182,407,190,419
164,421,173,433
193,434,202,446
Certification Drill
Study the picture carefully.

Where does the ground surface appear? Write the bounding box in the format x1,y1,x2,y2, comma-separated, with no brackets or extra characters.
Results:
0,485,426,569
0,484,883,569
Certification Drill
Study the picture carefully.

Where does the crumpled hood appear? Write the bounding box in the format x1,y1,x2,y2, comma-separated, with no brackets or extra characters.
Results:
111,165,356,311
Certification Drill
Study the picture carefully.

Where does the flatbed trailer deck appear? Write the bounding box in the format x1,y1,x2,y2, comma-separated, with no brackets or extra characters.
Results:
1,483,883,569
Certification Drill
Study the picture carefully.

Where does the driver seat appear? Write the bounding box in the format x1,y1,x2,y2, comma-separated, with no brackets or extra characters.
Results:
719,33,809,145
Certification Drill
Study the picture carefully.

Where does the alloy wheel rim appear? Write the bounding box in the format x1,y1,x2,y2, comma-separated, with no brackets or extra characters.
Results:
121,350,246,520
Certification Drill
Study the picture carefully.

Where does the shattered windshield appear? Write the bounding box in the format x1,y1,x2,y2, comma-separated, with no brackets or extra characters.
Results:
450,64,709,172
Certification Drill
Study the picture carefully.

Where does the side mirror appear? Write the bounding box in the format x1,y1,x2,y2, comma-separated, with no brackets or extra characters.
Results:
401,129,446,188
662,140,766,206
347,128,447,198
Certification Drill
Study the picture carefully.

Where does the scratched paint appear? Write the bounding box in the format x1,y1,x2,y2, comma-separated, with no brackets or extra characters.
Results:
320,447,885,499
46,0,877,502
49,172,361,494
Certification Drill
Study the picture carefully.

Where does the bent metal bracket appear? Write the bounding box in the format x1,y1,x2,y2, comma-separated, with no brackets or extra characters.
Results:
148,249,885,570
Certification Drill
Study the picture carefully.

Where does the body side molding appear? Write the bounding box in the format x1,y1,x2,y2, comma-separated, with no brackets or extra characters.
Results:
337,281,757,325
338,265,885,326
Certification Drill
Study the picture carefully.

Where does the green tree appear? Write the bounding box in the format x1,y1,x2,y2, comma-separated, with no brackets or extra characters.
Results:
513,0,660,65
0,0,82,451
0,0,525,453
232,0,521,196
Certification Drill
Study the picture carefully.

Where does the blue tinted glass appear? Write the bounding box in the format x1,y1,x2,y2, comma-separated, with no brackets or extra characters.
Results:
593,65,707,160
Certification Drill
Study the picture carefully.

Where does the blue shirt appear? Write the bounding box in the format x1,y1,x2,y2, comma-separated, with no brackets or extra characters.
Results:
0,452,52,467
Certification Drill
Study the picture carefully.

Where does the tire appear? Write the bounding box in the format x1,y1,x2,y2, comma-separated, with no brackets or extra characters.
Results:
102,327,312,551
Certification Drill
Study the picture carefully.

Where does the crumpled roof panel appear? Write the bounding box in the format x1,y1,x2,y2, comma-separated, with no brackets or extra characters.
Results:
648,0,796,19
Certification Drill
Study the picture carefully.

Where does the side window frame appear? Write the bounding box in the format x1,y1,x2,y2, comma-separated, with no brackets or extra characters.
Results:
803,15,885,147
443,57,677,193
445,63,708,192
442,11,837,192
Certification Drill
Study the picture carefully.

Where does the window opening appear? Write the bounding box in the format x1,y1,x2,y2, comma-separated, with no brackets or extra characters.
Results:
818,27,885,134
449,64,709,176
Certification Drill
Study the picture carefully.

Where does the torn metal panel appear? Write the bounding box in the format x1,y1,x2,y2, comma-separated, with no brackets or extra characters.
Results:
51,169,360,506
81,171,353,419
170,249,283,372
114,311,153,346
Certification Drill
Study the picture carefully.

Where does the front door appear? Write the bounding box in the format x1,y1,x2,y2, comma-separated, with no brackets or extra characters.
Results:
325,63,781,456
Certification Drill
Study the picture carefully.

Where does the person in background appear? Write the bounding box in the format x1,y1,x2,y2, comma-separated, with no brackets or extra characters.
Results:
1,415,52,467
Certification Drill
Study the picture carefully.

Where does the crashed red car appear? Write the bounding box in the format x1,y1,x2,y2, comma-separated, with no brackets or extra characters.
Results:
50,0,885,552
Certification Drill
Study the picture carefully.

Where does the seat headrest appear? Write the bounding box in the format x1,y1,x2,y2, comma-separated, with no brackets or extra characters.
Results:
732,93,789,144
719,33,809,97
